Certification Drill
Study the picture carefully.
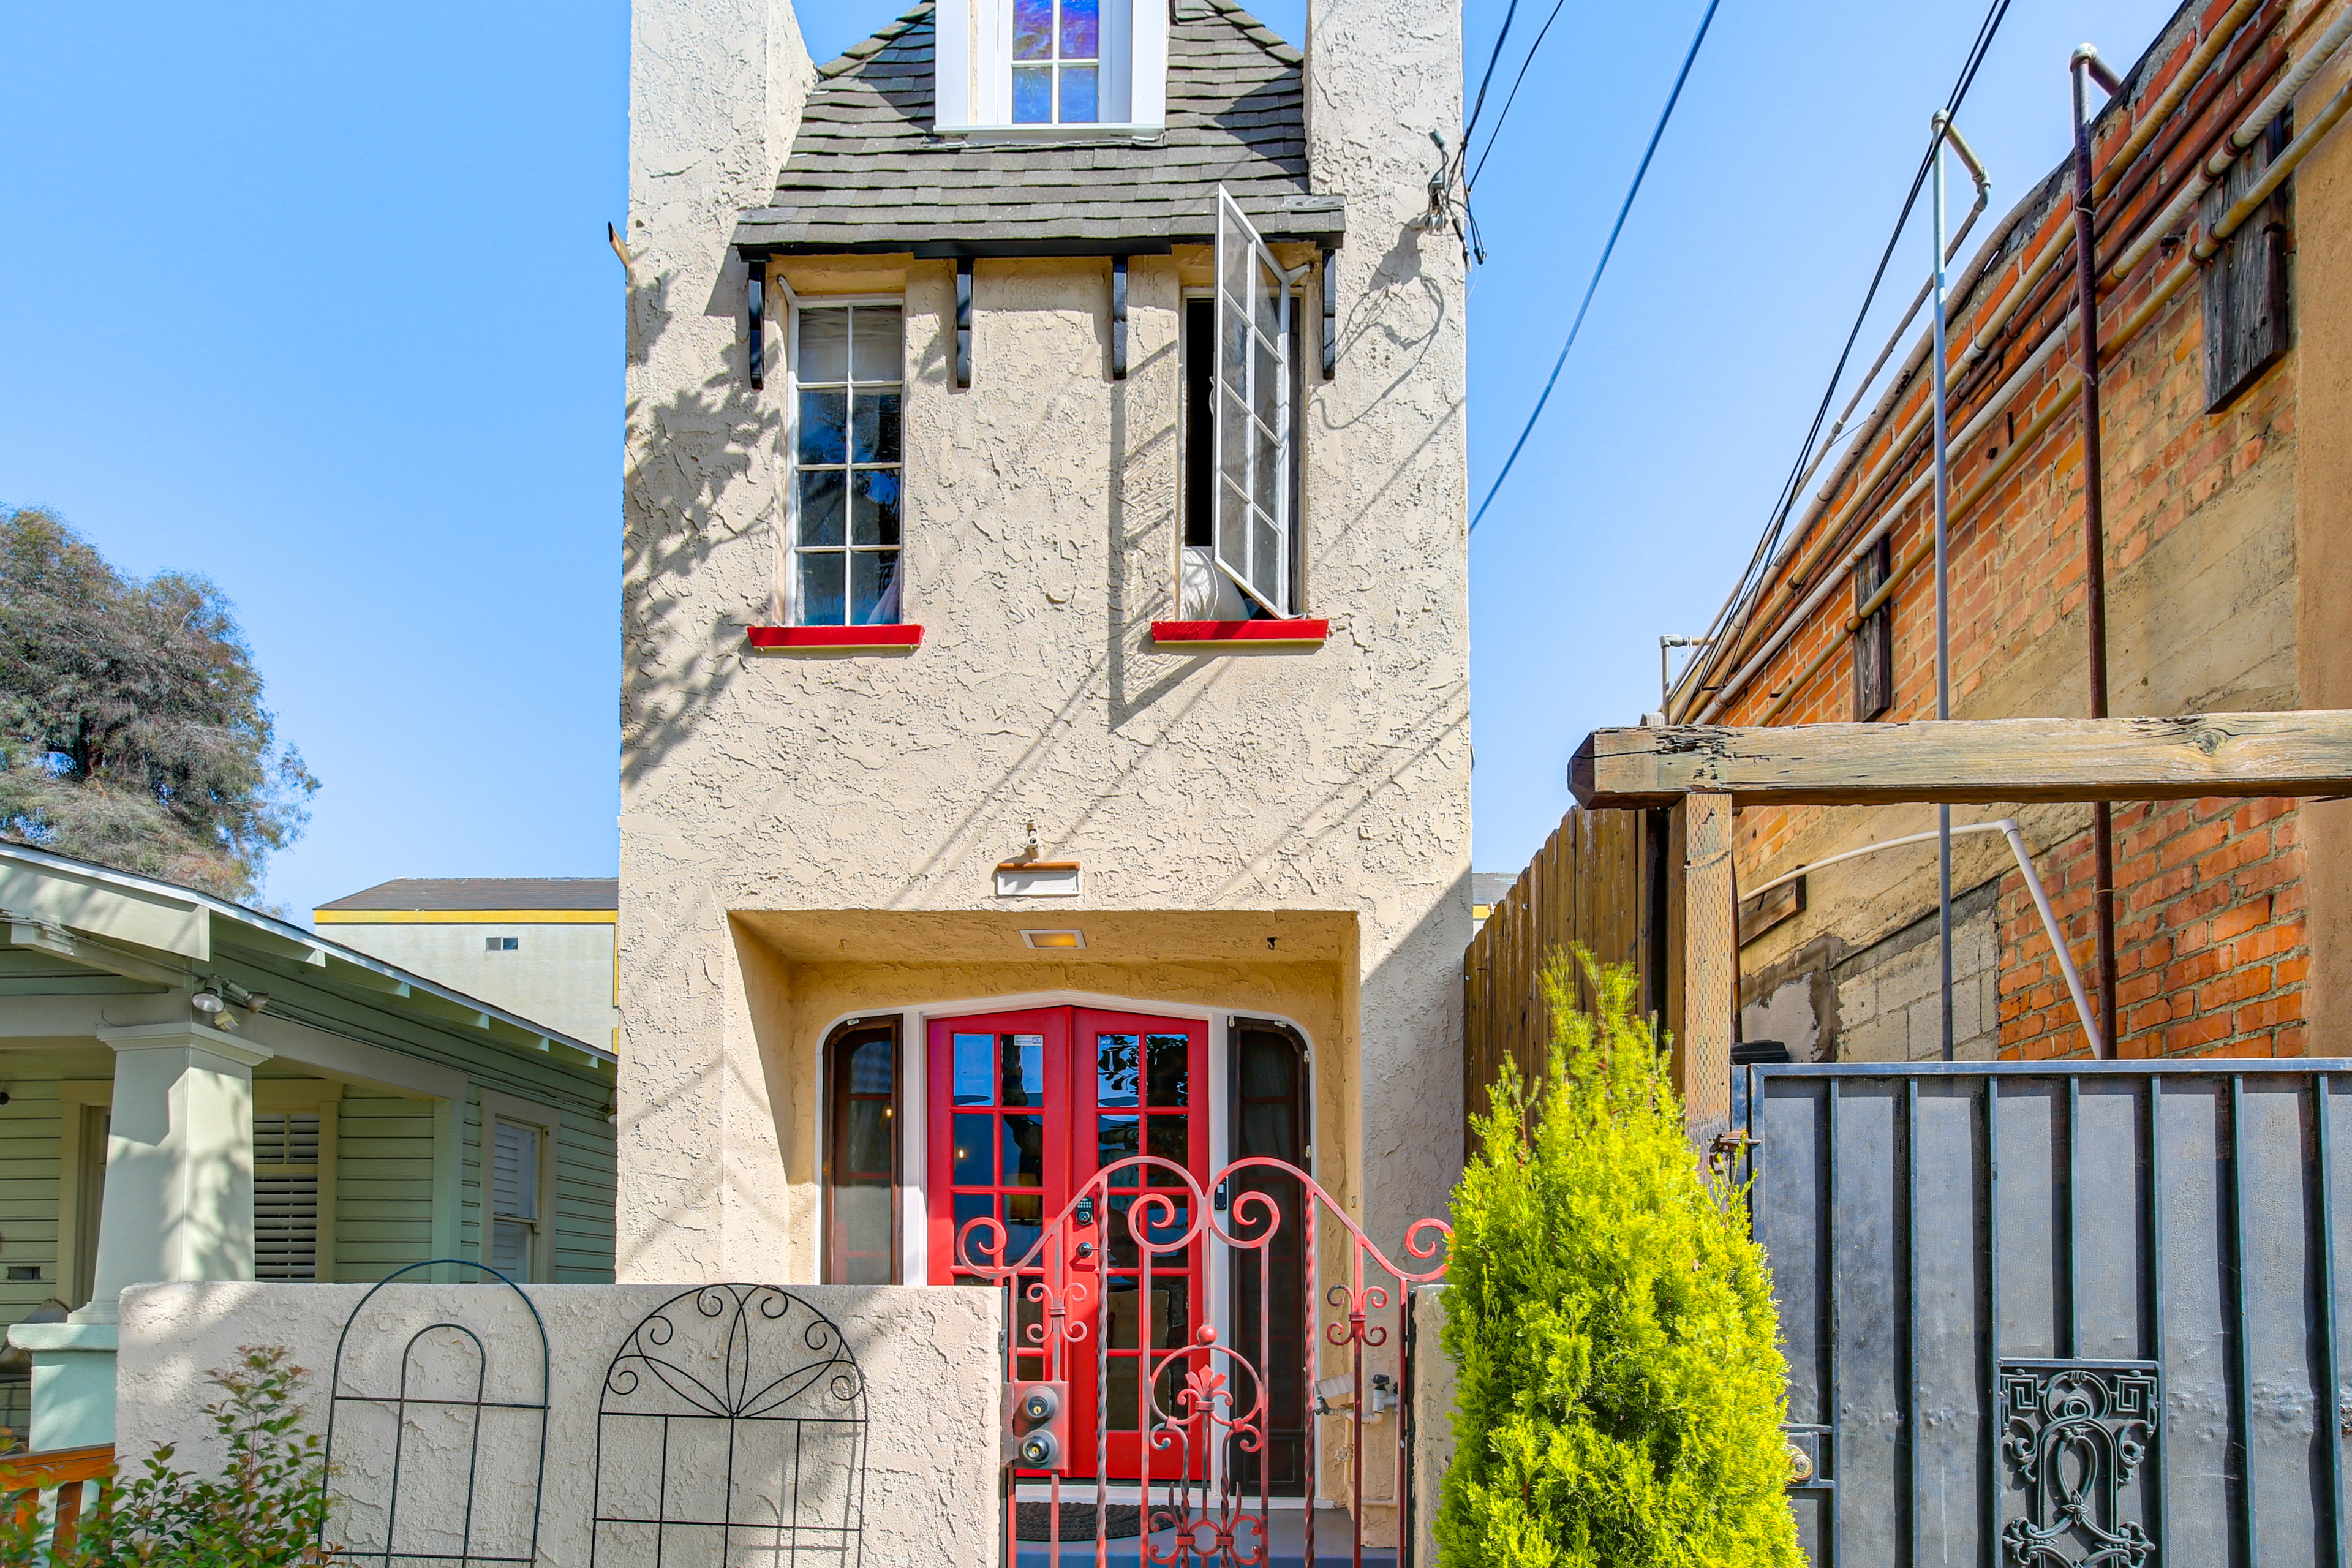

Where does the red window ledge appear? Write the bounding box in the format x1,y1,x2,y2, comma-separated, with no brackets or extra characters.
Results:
748,625,923,650
1151,619,1328,648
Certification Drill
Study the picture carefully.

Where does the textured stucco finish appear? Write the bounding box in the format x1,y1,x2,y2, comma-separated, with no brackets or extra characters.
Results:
619,0,1468,1339
115,1281,998,1566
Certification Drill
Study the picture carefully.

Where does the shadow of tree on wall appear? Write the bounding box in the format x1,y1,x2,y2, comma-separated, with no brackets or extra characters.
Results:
622,260,778,793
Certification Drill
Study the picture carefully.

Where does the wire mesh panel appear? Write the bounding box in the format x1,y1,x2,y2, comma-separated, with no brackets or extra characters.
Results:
1742,1060,2352,1568
591,1284,869,1568
323,1260,551,1568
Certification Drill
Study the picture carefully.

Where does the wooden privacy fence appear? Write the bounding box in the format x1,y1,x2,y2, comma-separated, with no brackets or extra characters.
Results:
1460,807,1665,1155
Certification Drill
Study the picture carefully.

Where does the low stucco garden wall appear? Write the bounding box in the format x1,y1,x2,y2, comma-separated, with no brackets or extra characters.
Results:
115,1280,999,1566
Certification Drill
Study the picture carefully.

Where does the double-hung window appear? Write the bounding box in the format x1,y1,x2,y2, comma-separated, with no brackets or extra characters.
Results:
790,300,905,627
480,1093,560,1281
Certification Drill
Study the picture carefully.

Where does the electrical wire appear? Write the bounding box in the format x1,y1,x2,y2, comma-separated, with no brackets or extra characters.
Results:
1699,0,2013,646
1466,0,1574,191
1458,0,1523,174
1468,0,1724,533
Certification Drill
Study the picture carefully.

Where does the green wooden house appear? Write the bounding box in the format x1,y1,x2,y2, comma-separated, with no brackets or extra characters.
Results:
0,842,616,1449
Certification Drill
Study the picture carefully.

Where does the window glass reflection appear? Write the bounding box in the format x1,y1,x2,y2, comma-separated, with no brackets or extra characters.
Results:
954,1035,994,1104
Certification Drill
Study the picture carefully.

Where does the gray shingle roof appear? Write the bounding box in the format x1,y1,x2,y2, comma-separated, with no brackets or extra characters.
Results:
317,878,619,913
732,0,1342,256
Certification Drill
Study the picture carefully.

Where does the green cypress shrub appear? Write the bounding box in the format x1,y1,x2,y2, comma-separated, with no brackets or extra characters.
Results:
1436,951,1801,1567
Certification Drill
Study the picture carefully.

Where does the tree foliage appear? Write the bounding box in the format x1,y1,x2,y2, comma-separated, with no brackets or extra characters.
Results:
0,507,315,900
1436,951,1801,1568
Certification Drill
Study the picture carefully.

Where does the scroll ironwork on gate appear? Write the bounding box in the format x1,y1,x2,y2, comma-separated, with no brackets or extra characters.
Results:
957,1153,1450,1566
590,1283,869,1567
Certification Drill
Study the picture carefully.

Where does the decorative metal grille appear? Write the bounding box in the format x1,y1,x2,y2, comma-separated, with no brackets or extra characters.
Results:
323,1260,551,1567
591,1284,869,1567
1998,1360,2158,1568
960,1155,1451,1566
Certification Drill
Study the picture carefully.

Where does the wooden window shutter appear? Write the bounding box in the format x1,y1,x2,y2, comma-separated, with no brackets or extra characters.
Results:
1853,534,1893,721
254,1112,322,1281
2202,113,2291,413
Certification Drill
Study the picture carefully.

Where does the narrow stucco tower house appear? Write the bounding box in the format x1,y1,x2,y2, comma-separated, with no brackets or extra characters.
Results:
621,0,1464,1520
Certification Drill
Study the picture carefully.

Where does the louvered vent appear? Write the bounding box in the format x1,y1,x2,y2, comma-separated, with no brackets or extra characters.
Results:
254,1112,321,1282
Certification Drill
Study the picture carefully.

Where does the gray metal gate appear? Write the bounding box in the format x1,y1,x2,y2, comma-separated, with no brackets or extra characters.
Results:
1740,1058,2352,1567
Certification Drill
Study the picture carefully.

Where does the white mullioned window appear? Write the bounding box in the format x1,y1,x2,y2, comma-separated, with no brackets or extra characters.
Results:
788,297,907,627
933,0,1166,132
1211,189,1297,616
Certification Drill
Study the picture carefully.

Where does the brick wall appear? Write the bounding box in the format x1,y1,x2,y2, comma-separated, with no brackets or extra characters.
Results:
1706,0,2314,1063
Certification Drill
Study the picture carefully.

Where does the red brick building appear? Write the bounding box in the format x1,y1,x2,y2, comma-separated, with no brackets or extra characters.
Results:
1666,0,2352,1063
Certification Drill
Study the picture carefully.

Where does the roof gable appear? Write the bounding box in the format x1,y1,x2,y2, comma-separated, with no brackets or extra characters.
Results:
734,0,1340,256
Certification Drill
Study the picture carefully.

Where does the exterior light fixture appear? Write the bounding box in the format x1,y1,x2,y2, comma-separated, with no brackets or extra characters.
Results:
190,987,240,1028
1020,930,1086,950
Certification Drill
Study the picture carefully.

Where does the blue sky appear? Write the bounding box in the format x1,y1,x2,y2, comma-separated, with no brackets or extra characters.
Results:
2,0,2178,921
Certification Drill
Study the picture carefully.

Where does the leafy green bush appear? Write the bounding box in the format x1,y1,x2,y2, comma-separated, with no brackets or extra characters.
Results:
1,1346,333,1567
1436,952,1801,1567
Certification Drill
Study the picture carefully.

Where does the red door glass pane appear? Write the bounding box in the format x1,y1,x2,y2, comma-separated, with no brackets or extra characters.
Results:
927,1006,1207,1483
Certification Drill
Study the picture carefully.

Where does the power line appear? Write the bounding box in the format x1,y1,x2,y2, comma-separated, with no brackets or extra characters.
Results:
1705,0,2013,639
1458,0,1523,170
1468,0,1724,533
1466,0,1572,190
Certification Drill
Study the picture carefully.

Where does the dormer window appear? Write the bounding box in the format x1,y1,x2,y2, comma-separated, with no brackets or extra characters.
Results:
1014,0,1099,123
934,0,1167,134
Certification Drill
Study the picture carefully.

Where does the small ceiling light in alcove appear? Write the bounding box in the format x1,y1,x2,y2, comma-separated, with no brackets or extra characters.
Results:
1022,930,1087,951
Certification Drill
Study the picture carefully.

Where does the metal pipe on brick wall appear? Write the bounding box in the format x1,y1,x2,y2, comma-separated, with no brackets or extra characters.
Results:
1694,323,2072,724
1931,114,1959,1063
2094,0,2265,199
1722,12,2352,741
2102,0,2352,288
1744,818,2105,1056
1683,0,2277,723
2071,44,2124,1061
2195,67,2352,257
1757,375,2083,727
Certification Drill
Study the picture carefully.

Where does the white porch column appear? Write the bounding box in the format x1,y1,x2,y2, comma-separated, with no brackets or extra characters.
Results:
9,1020,271,1447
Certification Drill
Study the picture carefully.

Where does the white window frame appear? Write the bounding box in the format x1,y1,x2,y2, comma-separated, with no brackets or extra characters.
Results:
477,1090,560,1283
1211,189,1300,617
783,288,910,628
934,0,1166,135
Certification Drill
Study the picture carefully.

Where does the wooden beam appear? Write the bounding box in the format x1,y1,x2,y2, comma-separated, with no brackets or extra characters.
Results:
1572,711,2352,810
1674,791,1736,1143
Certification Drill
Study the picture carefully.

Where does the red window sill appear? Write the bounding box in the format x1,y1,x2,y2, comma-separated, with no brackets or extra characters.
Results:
1151,619,1328,648
747,625,922,650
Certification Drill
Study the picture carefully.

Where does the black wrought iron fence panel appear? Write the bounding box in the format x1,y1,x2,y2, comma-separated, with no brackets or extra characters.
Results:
323,1259,551,1568
1741,1059,2352,1568
590,1284,869,1567
956,1154,1450,1567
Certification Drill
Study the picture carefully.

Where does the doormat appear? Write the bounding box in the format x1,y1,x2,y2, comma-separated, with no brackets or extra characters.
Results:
1016,1502,1147,1540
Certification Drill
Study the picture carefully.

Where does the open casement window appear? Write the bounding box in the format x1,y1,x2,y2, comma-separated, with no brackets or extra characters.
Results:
934,0,1167,132
824,1017,903,1285
1212,190,1297,617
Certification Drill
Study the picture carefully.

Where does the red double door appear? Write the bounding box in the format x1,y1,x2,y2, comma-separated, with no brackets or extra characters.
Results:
927,1006,1209,1482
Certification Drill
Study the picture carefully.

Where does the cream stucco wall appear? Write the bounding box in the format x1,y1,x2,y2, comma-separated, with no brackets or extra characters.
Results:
619,0,1468,1326
115,1281,998,1567
324,920,618,1050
